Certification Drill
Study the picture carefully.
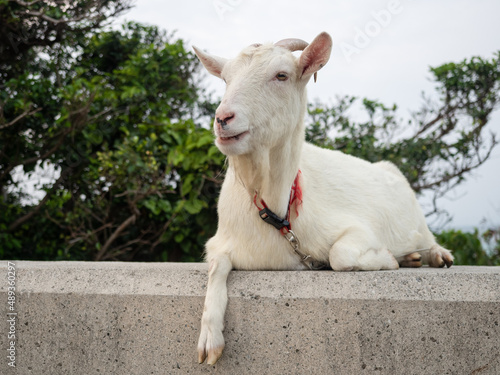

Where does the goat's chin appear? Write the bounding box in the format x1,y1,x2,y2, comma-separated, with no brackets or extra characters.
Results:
215,131,250,155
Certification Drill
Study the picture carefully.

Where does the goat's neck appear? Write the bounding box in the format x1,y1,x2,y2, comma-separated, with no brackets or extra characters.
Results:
230,127,304,218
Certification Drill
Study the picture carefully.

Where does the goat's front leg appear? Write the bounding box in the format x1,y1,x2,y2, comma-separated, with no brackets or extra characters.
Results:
197,254,232,365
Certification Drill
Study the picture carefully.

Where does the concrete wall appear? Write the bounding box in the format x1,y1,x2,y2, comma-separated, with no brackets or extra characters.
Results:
1,261,499,374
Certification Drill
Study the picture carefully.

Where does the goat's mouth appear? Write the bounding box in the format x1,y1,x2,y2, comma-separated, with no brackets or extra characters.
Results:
217,131,249,144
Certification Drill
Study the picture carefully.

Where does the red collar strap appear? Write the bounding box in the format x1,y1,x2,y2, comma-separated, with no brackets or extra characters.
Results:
253,170,303,235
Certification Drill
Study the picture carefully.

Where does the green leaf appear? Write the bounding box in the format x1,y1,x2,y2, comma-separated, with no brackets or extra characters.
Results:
196,132,215,147
181,174,194,196
144,199,161,215
184,198,205,214
157,199,172,213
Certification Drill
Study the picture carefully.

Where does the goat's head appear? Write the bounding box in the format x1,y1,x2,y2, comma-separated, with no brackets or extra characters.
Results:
193,32,332,156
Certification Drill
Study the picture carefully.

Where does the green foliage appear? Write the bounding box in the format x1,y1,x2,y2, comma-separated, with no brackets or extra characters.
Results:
1,5,499,264
0,0,132,82
1,20,223,261
436,229,500,266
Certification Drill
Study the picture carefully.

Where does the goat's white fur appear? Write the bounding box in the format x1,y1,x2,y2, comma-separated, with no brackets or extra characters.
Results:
193,32,453,365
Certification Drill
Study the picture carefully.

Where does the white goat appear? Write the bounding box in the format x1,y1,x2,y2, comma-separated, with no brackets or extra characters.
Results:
193,32,453,365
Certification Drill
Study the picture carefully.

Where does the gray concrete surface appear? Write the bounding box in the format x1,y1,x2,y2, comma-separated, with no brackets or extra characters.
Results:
0,261,499,374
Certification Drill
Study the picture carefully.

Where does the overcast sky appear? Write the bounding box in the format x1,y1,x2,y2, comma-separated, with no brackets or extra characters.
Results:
114,0,500,230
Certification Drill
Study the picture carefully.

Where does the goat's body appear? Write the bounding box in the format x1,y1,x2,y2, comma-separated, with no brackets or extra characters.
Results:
193,32,453,365
209,142,436,271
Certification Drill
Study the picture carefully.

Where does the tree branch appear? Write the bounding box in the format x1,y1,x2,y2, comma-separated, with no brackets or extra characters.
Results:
413,103,457,138
0,106,42,130
0,124,73,183
94,214,137,261
9,0,103,25
412,134,497,192
150,211,179,250
0,93,96,182
7,167,71,232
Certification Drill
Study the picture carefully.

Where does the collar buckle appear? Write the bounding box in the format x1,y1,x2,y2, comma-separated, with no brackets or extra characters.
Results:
259,207,290,231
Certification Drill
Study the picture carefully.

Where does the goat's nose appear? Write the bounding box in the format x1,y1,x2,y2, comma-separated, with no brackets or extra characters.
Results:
215,112,235,130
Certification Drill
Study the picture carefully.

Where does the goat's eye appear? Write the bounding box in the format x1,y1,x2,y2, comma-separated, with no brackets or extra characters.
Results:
276,72,288,81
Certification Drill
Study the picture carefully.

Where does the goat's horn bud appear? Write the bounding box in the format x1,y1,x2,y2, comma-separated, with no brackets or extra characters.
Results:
274,38,309,52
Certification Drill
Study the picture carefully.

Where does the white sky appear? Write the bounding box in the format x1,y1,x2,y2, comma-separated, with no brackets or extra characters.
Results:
112,0,500,230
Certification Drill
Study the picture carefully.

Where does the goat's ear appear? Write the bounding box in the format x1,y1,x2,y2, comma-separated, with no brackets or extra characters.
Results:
298,32,333,81
193,46,227,79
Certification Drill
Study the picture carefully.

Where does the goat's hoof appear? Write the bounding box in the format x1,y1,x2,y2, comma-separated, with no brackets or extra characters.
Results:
198,345,224,365
197,348,207,364
428,246,454,268
197,331,224,365
207,346,224,365
399,252,422,268
438,258,453,268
